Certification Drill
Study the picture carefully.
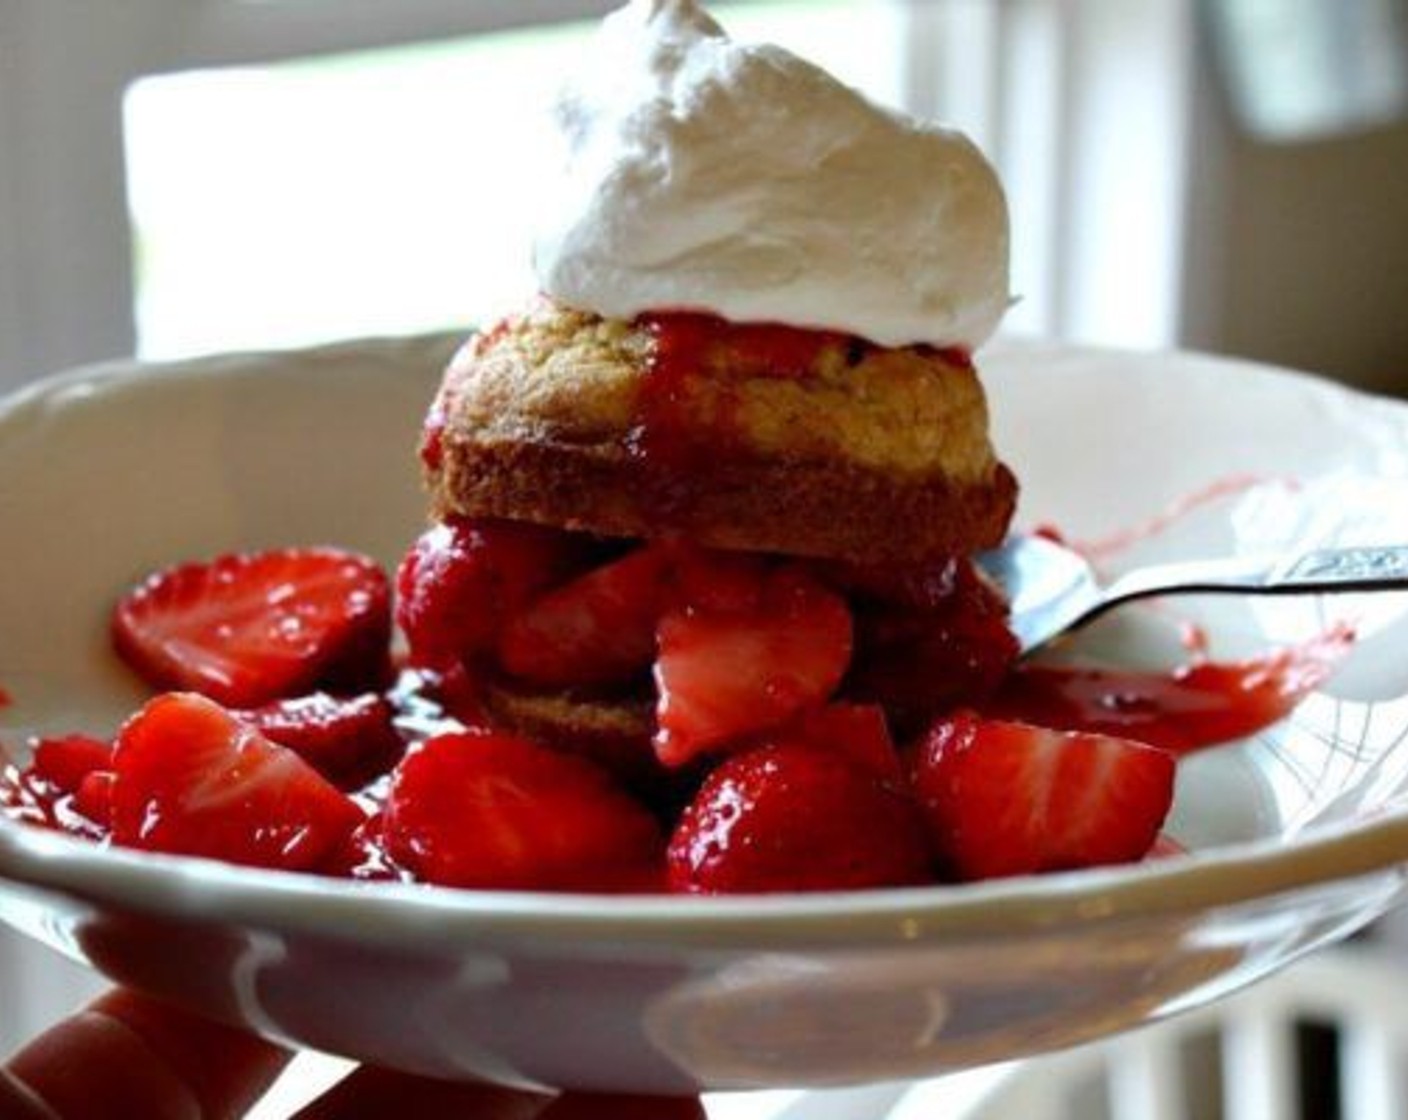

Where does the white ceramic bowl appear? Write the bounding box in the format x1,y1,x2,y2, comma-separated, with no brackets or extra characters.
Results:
2,336,1408,1094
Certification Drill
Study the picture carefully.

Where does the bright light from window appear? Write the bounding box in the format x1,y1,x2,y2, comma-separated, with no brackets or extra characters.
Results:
123,2,902,361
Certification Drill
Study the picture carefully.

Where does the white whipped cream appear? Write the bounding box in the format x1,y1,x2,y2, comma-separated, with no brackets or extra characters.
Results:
533,0,1010,350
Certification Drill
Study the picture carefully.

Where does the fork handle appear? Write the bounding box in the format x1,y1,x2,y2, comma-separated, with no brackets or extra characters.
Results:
1277,545,1408,586
1103,544,1408,611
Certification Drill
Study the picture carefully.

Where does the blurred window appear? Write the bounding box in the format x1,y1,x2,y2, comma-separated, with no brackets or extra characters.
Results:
124,3,902,359
0,0,1196,389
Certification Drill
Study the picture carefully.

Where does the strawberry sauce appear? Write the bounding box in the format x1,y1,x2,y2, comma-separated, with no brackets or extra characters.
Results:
626,311,862,513
984,625,1353,755
623,312,970,518
627,310,855,481
638,311,855,384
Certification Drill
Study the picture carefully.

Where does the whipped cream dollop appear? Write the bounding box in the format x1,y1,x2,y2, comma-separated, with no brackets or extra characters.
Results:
533,0,1010,350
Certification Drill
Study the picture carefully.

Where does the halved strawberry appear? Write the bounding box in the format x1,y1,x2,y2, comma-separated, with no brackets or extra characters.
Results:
781,702,901,781
817,552,974,612
323,812,405,882
382,729,662,891
395,517,587,669
497,545,672,689
3,734,118,836
666,544,771,614
844,557,1018,729
653,565,852,767
911,713,1175,881
75,771,115,829
232,692,404,789
30,734,113,793
667,741,932,894
110,692,364,871
112,548,391,708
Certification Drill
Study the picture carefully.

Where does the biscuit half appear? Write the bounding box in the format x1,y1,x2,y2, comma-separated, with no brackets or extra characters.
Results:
423,300,1016,564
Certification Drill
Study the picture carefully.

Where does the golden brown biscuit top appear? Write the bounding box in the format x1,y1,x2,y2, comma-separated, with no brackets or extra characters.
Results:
432,298,1000,483
422,298,1017,563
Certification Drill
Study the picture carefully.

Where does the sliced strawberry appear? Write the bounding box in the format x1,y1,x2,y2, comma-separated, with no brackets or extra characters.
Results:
849,611,1017,728
110,692,364,871
911,713,1175,881
112,548,391,708
233,692,404,789
844,557,1018,729
780,702,901,781
666,544,771,614
497,546,672,689
30,734,113,793
323,812,405,882
74,771,115,828
395,517,588,669
382,729,662,891
1,735,116,837
817,552,974,612
653,565,852,767
667,741,932,894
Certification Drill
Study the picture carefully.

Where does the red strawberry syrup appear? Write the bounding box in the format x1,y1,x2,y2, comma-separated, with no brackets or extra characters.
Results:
638,311,853,386
630,313,971,441
627,312,801,483
624,312,970,520
984,624,1353,755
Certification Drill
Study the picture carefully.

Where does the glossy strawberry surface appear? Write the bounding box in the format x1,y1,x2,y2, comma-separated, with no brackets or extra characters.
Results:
396,517,586,670
653,564,853,767
112,548,391,707
912,713,1175,881
497,545,672,689
382,729,663,891
233,691,404,789
110,692,364,871
668,740,931,894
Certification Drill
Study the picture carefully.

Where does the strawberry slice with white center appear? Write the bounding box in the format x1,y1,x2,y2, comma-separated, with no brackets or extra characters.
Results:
496,545,672,688
112,547,391,708
653,564,853,767
912,713,1175,881
111,692,364,871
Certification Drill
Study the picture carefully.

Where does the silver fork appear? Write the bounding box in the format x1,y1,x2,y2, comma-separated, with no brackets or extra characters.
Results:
979,536,1408,654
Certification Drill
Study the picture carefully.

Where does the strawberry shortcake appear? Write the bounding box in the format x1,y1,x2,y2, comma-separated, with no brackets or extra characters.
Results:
3,0,1214,896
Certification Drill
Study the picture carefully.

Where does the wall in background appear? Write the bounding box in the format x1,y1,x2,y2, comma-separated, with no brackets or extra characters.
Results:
1217,119,1408,398
1183,36,1408,399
